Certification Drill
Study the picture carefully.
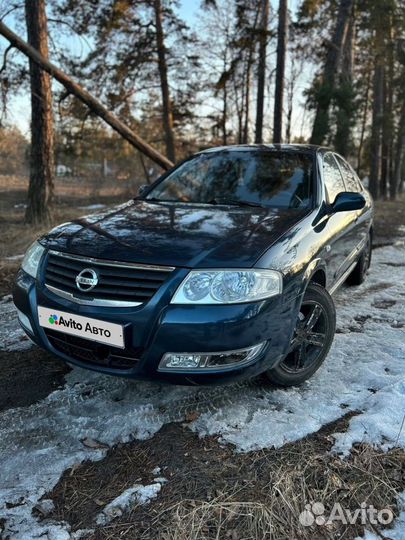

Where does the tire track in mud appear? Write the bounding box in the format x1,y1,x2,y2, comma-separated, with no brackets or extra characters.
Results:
0,372,257,454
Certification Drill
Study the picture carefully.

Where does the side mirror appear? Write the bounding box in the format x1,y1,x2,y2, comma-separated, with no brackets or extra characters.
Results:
332,192,366,213
138,184,149,197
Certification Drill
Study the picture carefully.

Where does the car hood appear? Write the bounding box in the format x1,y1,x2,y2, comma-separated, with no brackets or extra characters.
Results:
40,200,308,268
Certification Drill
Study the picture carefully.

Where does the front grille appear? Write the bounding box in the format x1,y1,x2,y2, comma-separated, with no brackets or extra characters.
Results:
44,251,174,306
45,329,141,370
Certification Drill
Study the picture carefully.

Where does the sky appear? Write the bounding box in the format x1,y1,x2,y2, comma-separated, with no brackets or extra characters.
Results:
0,0,312,142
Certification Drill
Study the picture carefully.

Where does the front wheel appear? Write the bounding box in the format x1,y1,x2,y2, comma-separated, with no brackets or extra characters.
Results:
265,283,336,387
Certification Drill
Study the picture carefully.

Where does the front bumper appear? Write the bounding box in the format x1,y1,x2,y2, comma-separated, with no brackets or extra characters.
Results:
13,269,300,385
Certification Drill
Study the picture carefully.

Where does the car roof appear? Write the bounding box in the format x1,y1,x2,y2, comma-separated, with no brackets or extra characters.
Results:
198,143,332,155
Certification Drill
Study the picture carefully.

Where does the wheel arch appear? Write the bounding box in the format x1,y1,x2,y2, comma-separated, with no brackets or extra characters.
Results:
302,258,327,292
310,268,327,287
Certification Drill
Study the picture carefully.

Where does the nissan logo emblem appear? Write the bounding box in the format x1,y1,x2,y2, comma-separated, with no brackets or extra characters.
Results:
75,268,99,292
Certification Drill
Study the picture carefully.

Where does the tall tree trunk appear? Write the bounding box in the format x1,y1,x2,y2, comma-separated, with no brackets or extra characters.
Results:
222,82,228,145
24,0,54,225
242,5,260,144
400,157,405,194
232,70,243,144
357,64,372,171
254,0,269,143
242,55,253,144
381,23,394,199
286,71,294,143
369,60,384,199
392,98,405,198
391,38,405,197
380,69,389,198
310,0,354,145
154,0,176,163
334,9,354,157
273,0,288,144
220,50,228,145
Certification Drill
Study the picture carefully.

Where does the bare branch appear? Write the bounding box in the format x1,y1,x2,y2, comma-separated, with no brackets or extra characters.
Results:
0,43,12,74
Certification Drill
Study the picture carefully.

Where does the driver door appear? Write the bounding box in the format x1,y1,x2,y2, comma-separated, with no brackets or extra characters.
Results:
321,152,358,282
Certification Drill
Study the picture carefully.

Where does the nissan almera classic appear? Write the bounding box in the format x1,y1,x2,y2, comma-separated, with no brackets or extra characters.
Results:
13,145,373,386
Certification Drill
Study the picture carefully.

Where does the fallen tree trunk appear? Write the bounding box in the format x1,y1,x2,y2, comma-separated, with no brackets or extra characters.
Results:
0,20,174,171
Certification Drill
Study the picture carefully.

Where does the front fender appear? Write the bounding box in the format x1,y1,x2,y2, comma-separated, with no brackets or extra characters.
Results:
302,258,327,291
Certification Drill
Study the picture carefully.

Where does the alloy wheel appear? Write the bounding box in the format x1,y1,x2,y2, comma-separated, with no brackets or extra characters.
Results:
282,300,329,373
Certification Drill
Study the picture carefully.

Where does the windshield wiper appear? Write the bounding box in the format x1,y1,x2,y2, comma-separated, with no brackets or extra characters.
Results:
136,197,167,203
138,197,267,209
209,198,267,209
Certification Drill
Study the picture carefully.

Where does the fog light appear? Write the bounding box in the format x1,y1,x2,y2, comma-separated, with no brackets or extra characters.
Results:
158,342,266,372
16,308,33,334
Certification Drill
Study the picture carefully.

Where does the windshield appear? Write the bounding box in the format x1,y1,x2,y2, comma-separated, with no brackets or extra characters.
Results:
146,150,314,209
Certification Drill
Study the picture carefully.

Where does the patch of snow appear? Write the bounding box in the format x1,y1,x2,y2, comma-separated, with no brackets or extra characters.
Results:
78,204,107,211
153,476,168,484
333,381,405,455
71,531,94,540
0,298,32,352
96,481,163,525
33,498,55,517
5,254,24,261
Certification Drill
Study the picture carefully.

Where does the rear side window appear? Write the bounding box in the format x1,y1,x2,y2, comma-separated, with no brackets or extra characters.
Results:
335,155,361,192
322,153,345,203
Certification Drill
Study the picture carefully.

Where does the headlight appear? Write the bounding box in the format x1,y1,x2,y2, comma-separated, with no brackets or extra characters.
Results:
21,241,45,278
171,269,282,304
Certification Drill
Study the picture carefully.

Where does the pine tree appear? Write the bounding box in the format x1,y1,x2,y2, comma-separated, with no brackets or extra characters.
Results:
25,0,54,225
273,0,288,144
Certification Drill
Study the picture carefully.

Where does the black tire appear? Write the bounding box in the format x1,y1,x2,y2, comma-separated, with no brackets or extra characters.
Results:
346,233,372,286
265,283,336,387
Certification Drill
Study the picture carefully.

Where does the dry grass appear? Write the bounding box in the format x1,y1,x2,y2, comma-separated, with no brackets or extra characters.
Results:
0,173,135,293
373,196,405,246
163,500,275,540
0,173,137,254
0,212,73,295
0,174,138,202
153,444,404,540
48,421,405,540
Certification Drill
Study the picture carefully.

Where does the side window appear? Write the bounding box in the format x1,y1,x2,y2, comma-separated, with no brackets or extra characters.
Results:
348,163,364,191
335,155,361,192
322,153,345,203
